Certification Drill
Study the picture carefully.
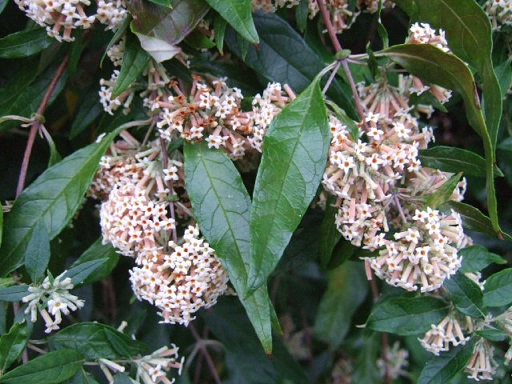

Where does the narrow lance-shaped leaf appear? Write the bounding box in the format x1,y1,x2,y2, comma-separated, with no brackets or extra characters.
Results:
247,76,329,293
70,238,120,285
0,322,32,374
24,220,50,283
0,349,83,384
483,268,512,308
377,44,503,238
444,272,484,318
393,0,502,152
0,129,121,277
459,245,506,274
184,141,274,354
205,0,258,43
0,28,54,59
112,31,150,98
366,295,449,336
417,340,475,384
62,259,109,287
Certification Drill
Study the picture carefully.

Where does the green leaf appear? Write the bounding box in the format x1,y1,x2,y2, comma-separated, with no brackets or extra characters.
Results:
62,259,109,287
0,349,83,384
318,196,342,269
70,239,120,285
203,297,310,383
69,89,103,139
483,268,512,308
443,201,512,240
64,369,100,384
295,0,309,32
314,262,369,349
417,340,475,384
184,141,274,354
213,15,227,54
419,146,492,178
247,77,329,292
474,328,508,342
205,0,258,43
393,0,501,151
225,12,358,120
459,245,506,274
129,0,210,46
24,220,50,283
112,32,150,98
48,322,147,360
0,64,67,133
0,28,54,59
366,295,449,336
0,208,3,249
444,272,484,318
113,373,132,384
0,322,31,374
0,285,29,302
148,0,172,6
377,43,502,237
424,172,461,209
0,130,119,277
0,0,7,14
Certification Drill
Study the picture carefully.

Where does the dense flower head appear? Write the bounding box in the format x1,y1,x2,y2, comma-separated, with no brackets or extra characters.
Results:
22,271,85,333
14,0,127,42
129,225,229,325
485,0,512,30
465,338,498,381
420,311,473,355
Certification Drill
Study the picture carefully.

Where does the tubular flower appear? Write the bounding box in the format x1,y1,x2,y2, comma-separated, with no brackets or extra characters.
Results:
420,311,473,355
465,338,498,381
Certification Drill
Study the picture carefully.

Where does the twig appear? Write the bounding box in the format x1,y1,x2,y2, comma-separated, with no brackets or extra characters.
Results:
316,0,368,132
16,55,69,198
189,323,222,384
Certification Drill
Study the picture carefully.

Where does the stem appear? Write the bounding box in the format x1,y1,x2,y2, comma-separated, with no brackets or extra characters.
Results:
16,55,69,198
316,0,368,131
189,323,222,384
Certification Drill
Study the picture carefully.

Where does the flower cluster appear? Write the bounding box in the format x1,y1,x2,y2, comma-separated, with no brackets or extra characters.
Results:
377,341,409,380
420,311,473,355
99,344,184,384
465,338,498,381
485,0,512,30
22,271,85,333
90,132,229,325
14,0,127,42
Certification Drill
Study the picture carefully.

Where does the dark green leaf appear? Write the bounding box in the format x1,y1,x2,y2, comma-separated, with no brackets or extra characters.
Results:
378,43,502,237
129,0,209,46
205,0,258,43
419,146,490,178
203,297,310,383
417,341,475,384
0,28,54,59
64,369,100,384
318,196,341,269
295,0,309,32
148,0,172,6
366,295,449,336
0,285,29,302
69,89,103,139
225,12,358,120
48,322,147,359
247,78,329,292
184,29,216,49
71,239,120,285
112,32,150,98
0,0,7,14
424,172,461,209
376,1,389,49
459,245,506,274
0,322,31,374
0,64,67,133
184,141,273,353
314,262,368,348
0,208,2,249
352,332,381,384
443,201,512,240
113,373,132,384
393,0,501,152
213,15,227,54
475,328,508,342
0,129,120,277
444,273,484,318
0,349,83,384
24,220,50,283
483,268,512,308
62,259,108,287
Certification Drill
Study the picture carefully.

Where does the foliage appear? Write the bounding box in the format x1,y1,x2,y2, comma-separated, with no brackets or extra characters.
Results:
0,0,511,383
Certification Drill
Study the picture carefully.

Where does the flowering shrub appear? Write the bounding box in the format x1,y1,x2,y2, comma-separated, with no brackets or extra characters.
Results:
0,0,512,383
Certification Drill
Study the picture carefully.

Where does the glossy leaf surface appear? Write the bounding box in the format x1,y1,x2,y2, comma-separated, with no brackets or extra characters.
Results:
0,28,54,59
184,141,274,354
459,245,506,273
419,146,490,178
0,322,31,374
71,239,120,285
444,272,484,318
483,268,512,308
24,220,50,283
0,349,83,384
366,295,449,335
205,0,258,43
248,78,329,292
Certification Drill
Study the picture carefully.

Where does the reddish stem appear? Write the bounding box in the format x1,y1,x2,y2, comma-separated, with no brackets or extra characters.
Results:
189,323,222,384
16,55,69,198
